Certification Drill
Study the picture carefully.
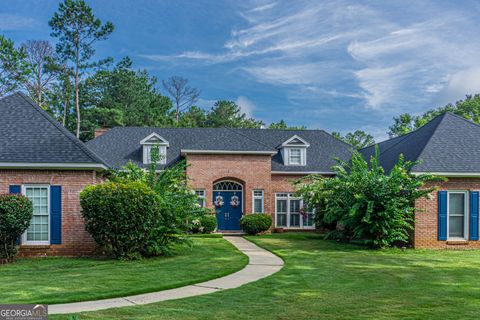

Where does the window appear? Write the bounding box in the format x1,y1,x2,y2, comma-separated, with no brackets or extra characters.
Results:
23,186,50,244
252,190,264,213
289,148,302,165
275,193,314,229
195,189,206,208
143,145,167,164
448,191,468,239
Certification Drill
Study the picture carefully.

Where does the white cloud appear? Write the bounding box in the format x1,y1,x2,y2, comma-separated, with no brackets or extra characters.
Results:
0,14,37,30
235,96,256,117
140,0,480,131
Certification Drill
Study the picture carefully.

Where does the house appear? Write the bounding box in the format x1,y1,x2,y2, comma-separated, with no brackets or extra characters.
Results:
0,93,106,256
361,113,480,249
87,127,352,232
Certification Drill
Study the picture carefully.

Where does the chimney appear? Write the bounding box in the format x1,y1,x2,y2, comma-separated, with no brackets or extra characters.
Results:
94,127,109,138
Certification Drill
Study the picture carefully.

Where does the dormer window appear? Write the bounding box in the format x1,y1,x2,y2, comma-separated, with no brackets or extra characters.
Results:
289,148,302,165
279,135,309,166
140,133,169,165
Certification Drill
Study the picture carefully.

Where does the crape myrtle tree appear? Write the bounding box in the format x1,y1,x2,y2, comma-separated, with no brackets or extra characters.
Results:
49,0,114,138
295,147,441,248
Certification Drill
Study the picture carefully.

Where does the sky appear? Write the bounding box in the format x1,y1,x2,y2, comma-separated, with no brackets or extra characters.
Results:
2,0,480,141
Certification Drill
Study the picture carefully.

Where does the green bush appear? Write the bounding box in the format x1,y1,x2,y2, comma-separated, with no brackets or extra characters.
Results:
188,212,217,234
200,215,216,233
81,181,181,259
240,214,272,235
295,147,440,248
0,194,33,263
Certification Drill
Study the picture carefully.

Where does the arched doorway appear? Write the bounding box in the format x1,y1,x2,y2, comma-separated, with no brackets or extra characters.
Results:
213,180,243,231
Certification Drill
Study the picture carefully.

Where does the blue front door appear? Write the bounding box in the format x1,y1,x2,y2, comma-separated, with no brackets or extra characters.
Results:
214,191,243,231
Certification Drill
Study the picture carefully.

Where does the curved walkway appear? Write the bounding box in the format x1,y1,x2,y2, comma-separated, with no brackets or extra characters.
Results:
50,236,284,315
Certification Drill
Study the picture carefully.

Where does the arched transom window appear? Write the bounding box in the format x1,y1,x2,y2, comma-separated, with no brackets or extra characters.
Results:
213,181,243,191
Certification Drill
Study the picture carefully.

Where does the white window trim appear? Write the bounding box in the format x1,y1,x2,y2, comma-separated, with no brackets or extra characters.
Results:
447,190,469,240
285,147,307,166
22,185,50,245
275,193,315,229
195,189,206,208
252,190,264,213
143,145,167,165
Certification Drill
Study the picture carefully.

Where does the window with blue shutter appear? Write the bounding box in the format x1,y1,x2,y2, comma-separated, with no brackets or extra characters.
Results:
438,191,447,241
470,191,479,241
50,186,62,245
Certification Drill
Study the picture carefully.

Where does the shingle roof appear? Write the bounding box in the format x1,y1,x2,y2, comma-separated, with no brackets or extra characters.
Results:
360,112,480,174
0,92,106,168
87,126,352,172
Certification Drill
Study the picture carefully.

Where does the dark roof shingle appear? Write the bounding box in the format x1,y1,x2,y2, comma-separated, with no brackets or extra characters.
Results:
0,92,105,167
87,126,352,172
360,113,480,173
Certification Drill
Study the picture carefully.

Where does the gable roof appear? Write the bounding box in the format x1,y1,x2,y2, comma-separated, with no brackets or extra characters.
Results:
87,126,352,173
280,135,310,147
0,92,106,170
360,112,480,175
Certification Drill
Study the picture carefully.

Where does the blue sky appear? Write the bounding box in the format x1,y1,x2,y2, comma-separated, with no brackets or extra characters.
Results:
2,0,480,141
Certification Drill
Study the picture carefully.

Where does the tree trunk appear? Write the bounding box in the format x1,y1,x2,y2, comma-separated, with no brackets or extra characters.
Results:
62,95,68,127
75,49,80,138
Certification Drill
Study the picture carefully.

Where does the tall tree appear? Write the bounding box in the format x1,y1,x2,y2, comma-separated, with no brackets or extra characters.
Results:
162,76,200,123
21,40,57,107
0,35,31,97
268,120,306,130
332,130,375,149
178,106,207,127
205,100,264,128
80,57,172,140
49,0,114,138
388,94,480,137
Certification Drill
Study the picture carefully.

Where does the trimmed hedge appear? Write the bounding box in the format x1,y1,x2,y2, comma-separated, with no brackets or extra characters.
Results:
240,214,272,235
0,194,33,263
200,215,216,234
80,181,167,259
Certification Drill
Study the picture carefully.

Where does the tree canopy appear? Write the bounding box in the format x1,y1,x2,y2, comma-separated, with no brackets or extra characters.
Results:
332,130,375,149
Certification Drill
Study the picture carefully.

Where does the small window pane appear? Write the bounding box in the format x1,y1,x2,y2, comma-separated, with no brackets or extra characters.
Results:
303,213,314,227
448,193,465,238
254,199,263,213
25,186,49,242
290,213,300,227
277,199,287,213
277,214,287,227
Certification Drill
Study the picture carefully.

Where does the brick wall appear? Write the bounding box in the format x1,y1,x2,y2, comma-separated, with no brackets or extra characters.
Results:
0,169,100,256
415,177,480,249
186,154,312,228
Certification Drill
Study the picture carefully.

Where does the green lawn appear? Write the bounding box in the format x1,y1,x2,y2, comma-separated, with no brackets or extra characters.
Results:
1,237,247,304
55,233,480,320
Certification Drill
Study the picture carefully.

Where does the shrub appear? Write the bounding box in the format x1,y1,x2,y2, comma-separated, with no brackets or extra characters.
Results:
240,214,272,235
295,147,441,248
188,211,217,234
0,194,33,263
200,215,217,234
81,181,182,259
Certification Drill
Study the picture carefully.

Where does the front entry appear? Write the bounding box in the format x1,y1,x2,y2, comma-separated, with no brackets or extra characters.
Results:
213,181,243,231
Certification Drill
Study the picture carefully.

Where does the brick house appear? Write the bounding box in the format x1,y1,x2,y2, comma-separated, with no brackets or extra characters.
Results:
0,93,106,256
4,92,480,254
87,127,352,231
361,113,480,249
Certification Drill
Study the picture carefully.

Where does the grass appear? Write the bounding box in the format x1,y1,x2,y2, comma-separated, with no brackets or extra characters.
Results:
1,237,247,304
54,233,480,320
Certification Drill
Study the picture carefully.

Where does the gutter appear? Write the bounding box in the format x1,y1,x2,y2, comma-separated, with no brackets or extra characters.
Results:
181,149,277,156
0,162,108,171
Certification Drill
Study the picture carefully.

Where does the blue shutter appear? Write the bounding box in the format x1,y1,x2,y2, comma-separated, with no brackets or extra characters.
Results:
438,191,447,241
470,191,479,241
9,185,21,194
9,185,22,244
50,186,62,245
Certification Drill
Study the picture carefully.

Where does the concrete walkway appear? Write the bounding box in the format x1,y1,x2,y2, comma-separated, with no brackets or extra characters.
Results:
50,236,284,315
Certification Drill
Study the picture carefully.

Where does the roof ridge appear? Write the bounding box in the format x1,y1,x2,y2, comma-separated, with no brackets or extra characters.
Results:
16,93,107,165
224,127,277,151
411,113,447,168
